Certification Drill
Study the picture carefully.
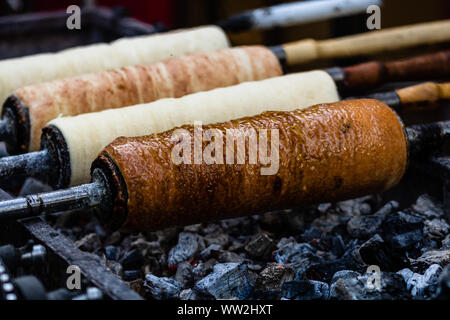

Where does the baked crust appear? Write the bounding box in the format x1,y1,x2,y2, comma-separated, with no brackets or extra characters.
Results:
101,99,408,232
15,46,281,151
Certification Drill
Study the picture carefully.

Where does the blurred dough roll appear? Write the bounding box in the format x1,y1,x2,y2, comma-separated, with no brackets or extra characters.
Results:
48,71,340,186
0,26,229,104
15,46,281,151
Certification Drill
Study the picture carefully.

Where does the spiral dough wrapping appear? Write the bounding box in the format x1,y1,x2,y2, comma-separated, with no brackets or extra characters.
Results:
0,26,229,105
99,99,408,232
49,71,340,186
15,46,281,151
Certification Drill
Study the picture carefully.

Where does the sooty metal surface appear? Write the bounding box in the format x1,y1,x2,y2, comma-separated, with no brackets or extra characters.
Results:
20,218,142,300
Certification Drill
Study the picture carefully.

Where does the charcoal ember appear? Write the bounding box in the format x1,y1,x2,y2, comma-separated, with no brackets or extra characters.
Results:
253,263,295,299
412,194,444,219
337,196,375,216
204,232,229,247
398,264,442,299
304,247,366,282
104,231,122,246
193,262,255,300
216,250,246,263
199,244,222,260
174,262,194,289
290,254,325,280
142,244,167,275
281,280,329,300
331,270,361,284
330,275,366,300
0,142,8,157
375,200,400,217
317,203,332,214
301,227,322,242
144,256,163,277
123,270,142,281
192,259,218,282
106,260,123,276
120,248,145,270
259,212,284,233
411,250,450,271
358,234,405,271
131,238,160,254
274,239,316,265
331,235,346,258
346,201,398,240
307,233,344,258
277,237,296,248
0,187,13,200
347,215,384,240
129,279,145,296
19,177,53,196
82,217,107,238
179,289,197,300
337,199,359,216
118,235,135,252
75,233,101,252
244,234,277,261
330,271,410,300
436,265,450,299
142,245,165,262
274,238,323,279
315,250,336,261
424,219,450,240
157,253,168,273
167,232,205,268
382,211,424,250
220,217,255,236
201,224,223,235
105,246,119,261
422,238,443,253
156,227,181,248
228,237,247,252
311,212,348,234
183,224,202,233
359,203,372,216
247,262,265,272
282,209,307,232
390,229,424,251
144,274,181,300
442,234,450,249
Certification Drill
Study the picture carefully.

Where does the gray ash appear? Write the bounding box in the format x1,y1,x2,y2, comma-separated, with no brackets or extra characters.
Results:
13,177,450,300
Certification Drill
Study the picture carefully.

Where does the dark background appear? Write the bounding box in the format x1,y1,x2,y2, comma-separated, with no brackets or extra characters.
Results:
2,0,450,46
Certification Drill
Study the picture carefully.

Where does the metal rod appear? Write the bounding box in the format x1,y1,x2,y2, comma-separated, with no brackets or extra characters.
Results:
0,150,52,183
220,0,381,32
0,181,106,221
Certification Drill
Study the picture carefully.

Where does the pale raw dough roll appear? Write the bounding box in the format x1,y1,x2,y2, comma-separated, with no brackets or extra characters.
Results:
0,26,229,105
15,46,281,152
48,71,339,186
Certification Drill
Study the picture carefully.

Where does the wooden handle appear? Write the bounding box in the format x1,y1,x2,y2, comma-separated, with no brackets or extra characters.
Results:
342,50,450,89
283,19,450,66
397,82,450,105
282,39,319,65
